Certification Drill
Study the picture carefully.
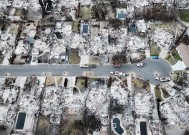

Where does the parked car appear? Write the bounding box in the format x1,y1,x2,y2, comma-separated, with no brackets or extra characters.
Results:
160,76,171,82
136,62,145,67
110,71,114,74
110,71,128,76
114,71,119,76
118,72,123,76
155,76,159,80
114,64,121,68
89,64,97,68
80,64,89,68
122,73,129,76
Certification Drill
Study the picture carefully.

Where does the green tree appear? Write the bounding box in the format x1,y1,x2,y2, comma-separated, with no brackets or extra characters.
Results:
112,53,127,64
82,109,102,133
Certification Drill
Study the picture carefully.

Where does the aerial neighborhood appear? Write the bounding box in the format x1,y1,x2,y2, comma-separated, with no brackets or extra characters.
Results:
0,0,189,135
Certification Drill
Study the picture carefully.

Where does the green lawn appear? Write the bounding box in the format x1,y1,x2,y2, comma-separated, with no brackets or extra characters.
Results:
76,78,85,89
72,21,79,33
133,78,143,88
133,78,150,91
150,44,161,56
166,55,176,65
80,7,92,20
172,49,182,62
69,50,80,64
179,9,189,22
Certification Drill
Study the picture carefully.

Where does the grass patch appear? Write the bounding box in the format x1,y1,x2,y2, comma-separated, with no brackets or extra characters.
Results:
171,49,181,62
153,23,175,33
72,21,79,33
154,85,163,101
150,42,161,56
45,76,54,86
179,9,189,22
133,78,144,88
161,88,170,99
80,6,92,20
76,78,86,89
166,55,176,65
56,76,62,86
133,78,150,91
35,114,50,135
69,49,80,64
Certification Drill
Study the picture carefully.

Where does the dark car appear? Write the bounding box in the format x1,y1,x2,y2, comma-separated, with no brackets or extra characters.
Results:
89,64,97,68
172,85,182,91
114,64,121,68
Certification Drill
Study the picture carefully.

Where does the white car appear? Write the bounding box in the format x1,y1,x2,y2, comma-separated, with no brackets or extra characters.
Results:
136,62,145,67
123,73,129,76
110,71,128,76
160,76,171,82
114,71,119,76
155,76,159,80
80,64,89,68
110,71,114,74
118,72,123,76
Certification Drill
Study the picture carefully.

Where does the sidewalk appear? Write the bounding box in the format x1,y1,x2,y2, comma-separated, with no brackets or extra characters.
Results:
159,49,168,59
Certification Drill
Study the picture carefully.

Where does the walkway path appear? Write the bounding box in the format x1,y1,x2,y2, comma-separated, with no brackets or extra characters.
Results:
160,88,165,100
127,76,132,91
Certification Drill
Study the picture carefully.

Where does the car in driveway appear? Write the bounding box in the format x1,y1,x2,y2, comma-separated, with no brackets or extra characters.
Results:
160,76,171,82
136,62,145,67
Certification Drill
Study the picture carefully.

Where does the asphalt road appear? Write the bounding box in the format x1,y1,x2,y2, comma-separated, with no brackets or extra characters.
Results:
0,58,172,84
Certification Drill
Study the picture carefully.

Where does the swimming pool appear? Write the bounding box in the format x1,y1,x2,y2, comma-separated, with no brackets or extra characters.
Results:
15,112,26,130
140,121,148,135
113,118,124,135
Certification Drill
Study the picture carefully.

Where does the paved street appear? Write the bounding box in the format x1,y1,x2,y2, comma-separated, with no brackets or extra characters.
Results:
0,58,172,84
